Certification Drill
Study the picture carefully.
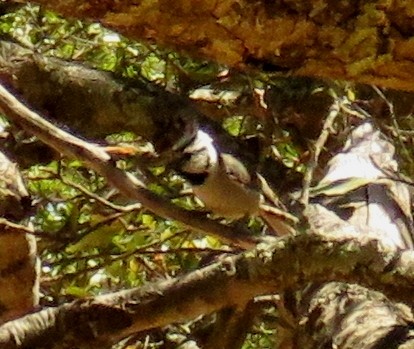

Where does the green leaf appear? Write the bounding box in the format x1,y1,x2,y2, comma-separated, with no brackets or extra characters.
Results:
66,220,123,253
65,285,90,298
310,177,374,197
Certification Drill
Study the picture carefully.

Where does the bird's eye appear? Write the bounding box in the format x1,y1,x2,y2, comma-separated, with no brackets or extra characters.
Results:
181,151,193,162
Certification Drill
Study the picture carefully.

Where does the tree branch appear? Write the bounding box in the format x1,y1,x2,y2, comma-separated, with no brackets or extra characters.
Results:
297,282,414,349
1,231,414,348
21,0,414,91
0,82,258,249
0,41,271,177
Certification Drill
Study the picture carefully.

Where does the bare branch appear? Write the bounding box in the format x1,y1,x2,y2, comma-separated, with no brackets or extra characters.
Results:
300,99,340,206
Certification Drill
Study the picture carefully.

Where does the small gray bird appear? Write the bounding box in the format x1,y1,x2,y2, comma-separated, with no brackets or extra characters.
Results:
177,129,295,235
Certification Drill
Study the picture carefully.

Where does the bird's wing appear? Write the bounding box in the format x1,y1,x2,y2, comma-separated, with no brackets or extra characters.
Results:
219,153,252,185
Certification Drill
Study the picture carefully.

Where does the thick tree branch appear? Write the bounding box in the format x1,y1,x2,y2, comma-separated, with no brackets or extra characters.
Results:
0,40,195,141
1,231,414,348
18,0,414,91
0,41,268,174
0,151,38,325
297,282,414,349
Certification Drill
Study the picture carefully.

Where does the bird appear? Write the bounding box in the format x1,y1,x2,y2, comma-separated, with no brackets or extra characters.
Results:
176,129,295,236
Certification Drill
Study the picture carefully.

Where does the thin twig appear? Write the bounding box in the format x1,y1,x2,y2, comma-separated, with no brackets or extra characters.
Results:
372,86,412,167
0,218,36,234
299,100,340,206
62,177,142,212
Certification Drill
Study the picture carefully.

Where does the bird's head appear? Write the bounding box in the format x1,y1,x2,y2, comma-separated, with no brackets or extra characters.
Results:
176,130,218,185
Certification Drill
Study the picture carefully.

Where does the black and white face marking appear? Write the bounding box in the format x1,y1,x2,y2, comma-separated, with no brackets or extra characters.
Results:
175,129,262,219
183,130,218,163
180,171,209,185
178,130,219,185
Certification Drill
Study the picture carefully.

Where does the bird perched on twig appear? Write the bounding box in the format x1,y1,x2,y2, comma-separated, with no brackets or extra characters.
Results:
175,128,296,236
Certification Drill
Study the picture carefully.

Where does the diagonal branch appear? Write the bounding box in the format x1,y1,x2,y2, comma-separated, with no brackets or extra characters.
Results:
0,83,258,249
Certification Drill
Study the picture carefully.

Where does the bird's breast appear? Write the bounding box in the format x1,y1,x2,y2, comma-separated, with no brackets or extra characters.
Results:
192,170,260,219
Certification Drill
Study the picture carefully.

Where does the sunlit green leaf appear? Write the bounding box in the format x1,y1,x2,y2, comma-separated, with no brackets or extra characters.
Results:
65,285,90,298
66,220,124,253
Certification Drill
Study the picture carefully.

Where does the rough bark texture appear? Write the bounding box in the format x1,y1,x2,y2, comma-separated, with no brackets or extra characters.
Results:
15,0,414,91
296,121,414,349
0,40,263,158
0,40,195,143
0,152,38,325
297,282,414,349
2,224,414,349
